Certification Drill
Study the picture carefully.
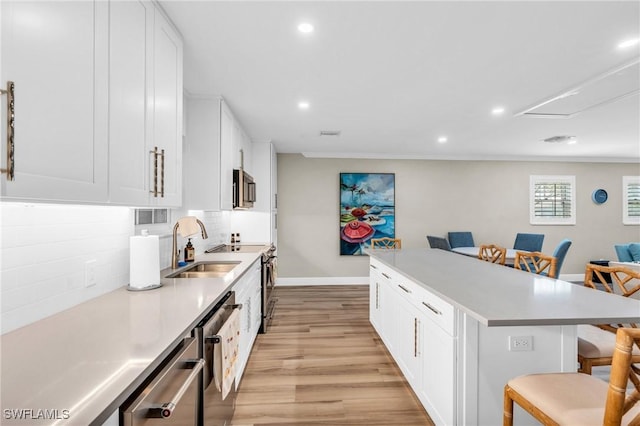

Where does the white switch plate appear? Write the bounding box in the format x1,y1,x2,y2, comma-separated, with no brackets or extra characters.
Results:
509,335,533,351
85,259,97,288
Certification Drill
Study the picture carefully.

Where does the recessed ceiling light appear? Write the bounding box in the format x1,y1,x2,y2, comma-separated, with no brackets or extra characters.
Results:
437,136,448,144
298,101,310,110
618,38,640,49
491,106,505,115
298,23,314,34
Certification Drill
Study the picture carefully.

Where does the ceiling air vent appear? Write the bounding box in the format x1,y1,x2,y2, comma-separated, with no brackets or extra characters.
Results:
542,135,577,144
319,130,341,137
515,59,639,119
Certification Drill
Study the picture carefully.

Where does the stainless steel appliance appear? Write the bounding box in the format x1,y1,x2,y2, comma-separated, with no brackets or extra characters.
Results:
232,169,255,209
203,244,277,333
194,291,241,426
261,245,277,333
122,338,204,425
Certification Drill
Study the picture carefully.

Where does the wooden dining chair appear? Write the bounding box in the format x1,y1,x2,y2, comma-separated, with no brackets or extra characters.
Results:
513,251,557,278
578,263,640,374
478,244,507,265
370,237,401,249
504,327,640,426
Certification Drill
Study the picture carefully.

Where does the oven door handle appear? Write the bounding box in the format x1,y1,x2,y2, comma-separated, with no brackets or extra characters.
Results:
148,358,205,419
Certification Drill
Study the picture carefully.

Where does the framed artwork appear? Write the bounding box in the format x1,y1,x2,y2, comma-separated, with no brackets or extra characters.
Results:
340,172,395,255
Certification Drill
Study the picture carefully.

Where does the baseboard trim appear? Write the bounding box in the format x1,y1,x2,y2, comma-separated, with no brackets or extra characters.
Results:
276,277,369,286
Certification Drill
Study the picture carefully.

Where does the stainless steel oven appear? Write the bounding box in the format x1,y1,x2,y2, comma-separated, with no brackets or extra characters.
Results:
260,245,277,333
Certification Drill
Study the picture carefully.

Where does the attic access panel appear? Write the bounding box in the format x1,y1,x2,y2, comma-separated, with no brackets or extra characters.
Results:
516,59,640,118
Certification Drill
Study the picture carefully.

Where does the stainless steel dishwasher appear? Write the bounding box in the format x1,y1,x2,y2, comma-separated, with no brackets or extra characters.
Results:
194,291,241,426
122,337,204,425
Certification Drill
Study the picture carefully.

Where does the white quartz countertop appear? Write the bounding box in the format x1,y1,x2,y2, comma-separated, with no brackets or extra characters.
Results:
369,248,640,327
0,249,267,426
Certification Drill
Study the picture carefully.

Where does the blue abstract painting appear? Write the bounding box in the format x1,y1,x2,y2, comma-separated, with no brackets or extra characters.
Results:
340,173,395,255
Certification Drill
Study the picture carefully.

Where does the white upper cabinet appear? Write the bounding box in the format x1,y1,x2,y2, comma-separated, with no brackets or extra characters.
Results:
109,1,183,207
1,1,182,206
183,96,222,211
232,121,253,175
0,1,109,202
219,100,234,210
108,0,152,205
184,97,251,211
252,141,278,243
149,7,183,207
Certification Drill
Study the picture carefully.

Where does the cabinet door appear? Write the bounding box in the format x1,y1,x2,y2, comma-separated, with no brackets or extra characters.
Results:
183,97,221,210
151,8,183,207
1,1,108,202
391,289,423,389
219,100,234,210
420,317,456,425
108,0,153,205
369,264,383,333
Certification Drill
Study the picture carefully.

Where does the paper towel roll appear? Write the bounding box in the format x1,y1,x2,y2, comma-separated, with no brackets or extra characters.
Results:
129,234,161,289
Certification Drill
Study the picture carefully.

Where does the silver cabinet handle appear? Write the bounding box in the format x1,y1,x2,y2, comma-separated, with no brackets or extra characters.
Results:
422,301,442,316
160,148,165,198
370,264,378,269
414,317,419,357
1,81,15,180
382,272,391,279
398,284,411,294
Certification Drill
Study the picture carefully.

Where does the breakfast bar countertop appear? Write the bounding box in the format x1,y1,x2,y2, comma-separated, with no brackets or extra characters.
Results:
368,248,640,327
0,250,267,426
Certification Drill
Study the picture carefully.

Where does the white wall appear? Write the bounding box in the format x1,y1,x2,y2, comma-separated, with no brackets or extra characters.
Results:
276,154,640,281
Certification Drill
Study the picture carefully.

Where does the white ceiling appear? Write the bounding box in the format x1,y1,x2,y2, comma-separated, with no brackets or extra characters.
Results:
160,1,640,162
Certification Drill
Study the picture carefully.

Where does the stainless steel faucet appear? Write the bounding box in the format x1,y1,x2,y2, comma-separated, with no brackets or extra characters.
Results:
172,218,209,269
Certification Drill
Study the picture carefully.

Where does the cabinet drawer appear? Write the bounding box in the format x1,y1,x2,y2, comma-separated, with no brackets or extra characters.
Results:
371,261,418,297
415,286,455,336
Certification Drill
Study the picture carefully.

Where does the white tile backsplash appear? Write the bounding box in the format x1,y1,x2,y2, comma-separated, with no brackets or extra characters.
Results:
0,203,233,334
1,202,133,334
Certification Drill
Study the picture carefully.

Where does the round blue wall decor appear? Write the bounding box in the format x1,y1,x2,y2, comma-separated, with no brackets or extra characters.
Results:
591,189,608,205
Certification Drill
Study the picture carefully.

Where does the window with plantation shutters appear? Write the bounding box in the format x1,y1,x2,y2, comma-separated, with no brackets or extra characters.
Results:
623,176,640,225
529,176,576,225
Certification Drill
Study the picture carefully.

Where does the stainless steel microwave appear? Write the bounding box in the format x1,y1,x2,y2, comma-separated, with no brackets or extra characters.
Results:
233,169,255,209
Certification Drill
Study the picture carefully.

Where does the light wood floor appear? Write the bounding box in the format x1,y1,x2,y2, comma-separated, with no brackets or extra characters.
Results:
231,285,434,426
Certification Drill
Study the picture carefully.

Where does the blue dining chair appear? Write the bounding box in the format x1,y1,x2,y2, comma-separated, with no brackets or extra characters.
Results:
427,235,452,251
448,232,474,248
513,233,544,252
552,239,572,277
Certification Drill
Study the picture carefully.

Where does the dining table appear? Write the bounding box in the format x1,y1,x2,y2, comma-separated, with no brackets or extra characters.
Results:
451,246,527,265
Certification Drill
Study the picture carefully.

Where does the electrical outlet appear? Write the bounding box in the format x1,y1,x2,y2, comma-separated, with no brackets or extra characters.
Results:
509,335,533,351
85,260,97,288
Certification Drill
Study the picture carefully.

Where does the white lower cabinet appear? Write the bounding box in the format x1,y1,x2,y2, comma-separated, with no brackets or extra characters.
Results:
419,307,456,425
369,258,456,425
233,259,261,387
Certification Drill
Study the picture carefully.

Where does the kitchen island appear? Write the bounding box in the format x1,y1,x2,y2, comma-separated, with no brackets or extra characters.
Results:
0,249,266,426
368,248,640,426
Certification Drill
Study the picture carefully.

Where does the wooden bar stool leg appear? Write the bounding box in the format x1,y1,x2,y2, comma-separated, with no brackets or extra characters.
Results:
503,386,514,426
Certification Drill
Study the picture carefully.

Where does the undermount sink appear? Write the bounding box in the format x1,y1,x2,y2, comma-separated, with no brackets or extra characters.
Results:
166,261,241,279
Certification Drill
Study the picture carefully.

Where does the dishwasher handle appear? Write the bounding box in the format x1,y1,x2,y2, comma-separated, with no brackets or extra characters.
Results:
148,358,205,419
